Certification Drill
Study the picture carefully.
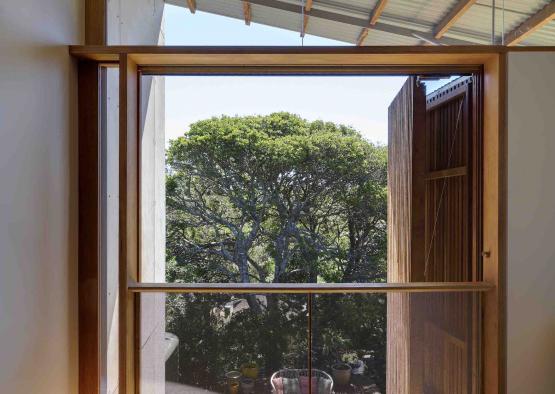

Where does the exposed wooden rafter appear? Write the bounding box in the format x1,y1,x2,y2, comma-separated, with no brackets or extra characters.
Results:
301,0,313,38
243,1,252,25
505,1,555,46
357,29,370,46
369,0,389,25
357,0,389,46
170,0,472,45
186,0,196,14
434,0,477,39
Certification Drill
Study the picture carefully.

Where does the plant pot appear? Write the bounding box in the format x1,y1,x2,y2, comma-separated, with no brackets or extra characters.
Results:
332,363,352,386
350,359,365,375
241,377,255,394
225,371,241,394
240,363,259,379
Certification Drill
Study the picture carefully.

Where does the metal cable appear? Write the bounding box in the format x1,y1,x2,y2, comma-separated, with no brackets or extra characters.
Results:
300,0,305,46
492,0,496,44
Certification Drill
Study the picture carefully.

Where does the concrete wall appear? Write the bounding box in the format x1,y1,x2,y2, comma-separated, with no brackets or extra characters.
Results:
507,52,555,394
105,1,165,393
0,0,82,393
102,67,121,394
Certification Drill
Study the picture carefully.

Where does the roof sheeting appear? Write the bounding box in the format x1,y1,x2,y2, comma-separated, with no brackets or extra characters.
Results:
166,0,555,46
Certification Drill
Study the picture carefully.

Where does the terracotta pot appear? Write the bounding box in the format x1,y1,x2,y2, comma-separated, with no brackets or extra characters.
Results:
332,363,352,386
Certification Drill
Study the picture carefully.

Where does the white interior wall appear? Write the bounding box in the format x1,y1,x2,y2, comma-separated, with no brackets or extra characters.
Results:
507,51,555,394
0,0,82,393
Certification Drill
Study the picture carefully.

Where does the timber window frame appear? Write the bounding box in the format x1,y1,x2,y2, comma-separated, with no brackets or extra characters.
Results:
74,46,507,394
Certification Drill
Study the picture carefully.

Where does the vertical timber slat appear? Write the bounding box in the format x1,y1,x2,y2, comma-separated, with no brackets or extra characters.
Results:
85,0,107,45
81,2,106,393
482,52,506,394
78,61,101,394
119,53,139,394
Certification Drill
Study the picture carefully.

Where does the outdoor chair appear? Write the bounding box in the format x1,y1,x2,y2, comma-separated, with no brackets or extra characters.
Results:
270,369,333,394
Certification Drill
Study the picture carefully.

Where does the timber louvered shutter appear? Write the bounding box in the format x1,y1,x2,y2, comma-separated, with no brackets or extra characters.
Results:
387,76,479,394
424,76,477,282
421,76,480,394
387,76,477,284
386,76,426,394
387,76,426,284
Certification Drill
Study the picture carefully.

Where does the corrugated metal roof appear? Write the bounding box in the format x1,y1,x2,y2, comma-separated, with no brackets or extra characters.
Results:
166,0,555,46
523,20,555,45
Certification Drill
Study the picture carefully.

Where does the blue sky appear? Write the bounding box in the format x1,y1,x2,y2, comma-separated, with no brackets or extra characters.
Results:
163,3,345,46
163,4,408,144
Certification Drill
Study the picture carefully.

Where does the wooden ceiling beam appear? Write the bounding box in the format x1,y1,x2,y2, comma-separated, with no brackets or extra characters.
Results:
243,1,252,25
505,2,555,46
369,0,389,25
186,0,196,14
357,0,389,46
434,0,477,39
357,29,369,46
301,0,313,38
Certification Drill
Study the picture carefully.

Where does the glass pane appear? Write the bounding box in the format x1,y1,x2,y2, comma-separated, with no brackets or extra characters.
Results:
139,291,481,393
145,75,421,284
312,292,481,394
140,293,308,393
311,294,387,393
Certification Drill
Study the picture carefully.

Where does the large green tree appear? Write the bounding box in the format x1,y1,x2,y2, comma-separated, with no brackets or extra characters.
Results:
166,112,387,285
165,113,388,390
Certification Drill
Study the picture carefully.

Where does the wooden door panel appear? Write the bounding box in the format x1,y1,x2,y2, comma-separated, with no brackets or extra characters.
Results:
386,76,426,394
387,76,479,394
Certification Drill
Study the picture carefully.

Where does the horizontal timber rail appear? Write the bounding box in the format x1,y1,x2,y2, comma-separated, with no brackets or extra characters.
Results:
139,65,479,76
69,45,555,60
128,281,493,294
425,166,468,181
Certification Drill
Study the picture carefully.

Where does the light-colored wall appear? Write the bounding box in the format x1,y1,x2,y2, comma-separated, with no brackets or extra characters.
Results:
0,0,82,393
105,1,165,393
507,52,555,394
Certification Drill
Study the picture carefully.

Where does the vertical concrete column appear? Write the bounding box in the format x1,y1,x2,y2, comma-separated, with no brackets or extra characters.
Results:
106,1,166,392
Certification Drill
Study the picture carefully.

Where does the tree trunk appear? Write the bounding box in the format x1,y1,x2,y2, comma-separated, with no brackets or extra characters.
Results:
235,237,262,314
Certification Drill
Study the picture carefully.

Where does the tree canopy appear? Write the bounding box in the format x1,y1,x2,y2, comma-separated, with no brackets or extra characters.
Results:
166,112,387,285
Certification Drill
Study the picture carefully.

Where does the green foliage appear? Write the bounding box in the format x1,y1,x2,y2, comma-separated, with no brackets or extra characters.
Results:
165,113,388,391
166,112,387,284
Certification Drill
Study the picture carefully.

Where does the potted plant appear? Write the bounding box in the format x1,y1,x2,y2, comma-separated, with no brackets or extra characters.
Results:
331,362,352,386
240,361,259,379
342,352,365,375
225,371,242,394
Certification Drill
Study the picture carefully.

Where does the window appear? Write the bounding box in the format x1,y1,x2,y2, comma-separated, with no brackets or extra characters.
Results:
76,47,505,394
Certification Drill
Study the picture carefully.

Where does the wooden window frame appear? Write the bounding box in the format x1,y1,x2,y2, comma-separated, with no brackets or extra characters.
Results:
74,46,509,394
